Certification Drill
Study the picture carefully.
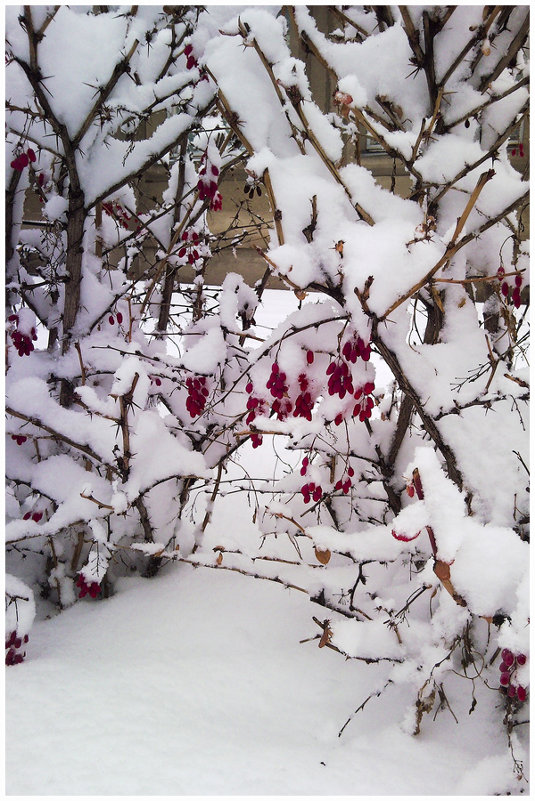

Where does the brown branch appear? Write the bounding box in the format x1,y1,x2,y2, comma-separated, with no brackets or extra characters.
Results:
177,554,310,595
478,10,530,94
74,342,87,385
438,6,501,89
449,168,495,244
80,492,114,511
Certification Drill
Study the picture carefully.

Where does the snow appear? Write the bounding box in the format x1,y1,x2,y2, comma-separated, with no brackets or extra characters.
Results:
5,5,530,795
5,557,527,796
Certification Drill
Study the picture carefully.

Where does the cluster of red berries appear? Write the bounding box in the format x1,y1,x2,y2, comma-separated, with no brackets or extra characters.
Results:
266,362,288,400
326,359,355,399
272,397,293,421
197,156,222,211
301,481,323,504
10,146,36,172
11,434,27,446
178,229,202,266
186,375,209,418
341,334,371,363
299,455,354,502
299,455,311,476
184,43,197,70
245,391,267,423
352,383,375,423
5,631,29,666
328,368,374,424
244,383,267,445
334,466,355,494
498,267,523,310
23,510,43,522
76,574,101,599
8,313,37,357
293,373,314,421
108,311,123,326
499,649,527,702
102,200,132,230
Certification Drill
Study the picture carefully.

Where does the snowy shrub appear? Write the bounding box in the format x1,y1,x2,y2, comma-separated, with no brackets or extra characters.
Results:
5,5,242,615
5,4,529,788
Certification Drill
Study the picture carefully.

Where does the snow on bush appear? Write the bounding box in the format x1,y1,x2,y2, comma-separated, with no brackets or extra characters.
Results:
6,5,529,789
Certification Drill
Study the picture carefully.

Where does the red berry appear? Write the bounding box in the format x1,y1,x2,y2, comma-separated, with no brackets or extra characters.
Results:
32,512,42,522
407,484,415,498
501,282,509,296
507,685,517,698
347,467,354,477
504,651,515,667
306,350,314,365
363,381,375,395
516,653,527,666
392,529,421,542
184,44,193,56
23,512,31,520
245,382,253,394
500,672,511,686
27,147,36,163
109,315,115,325
515,274,523,288
334,413,343,426
517,686,527,702
116,312,123,324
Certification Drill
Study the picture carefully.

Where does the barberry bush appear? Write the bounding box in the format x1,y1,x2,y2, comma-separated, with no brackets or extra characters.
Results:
5,4,529,787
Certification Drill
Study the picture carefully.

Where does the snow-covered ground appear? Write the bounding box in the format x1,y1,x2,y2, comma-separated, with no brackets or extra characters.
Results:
5,525,526,796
